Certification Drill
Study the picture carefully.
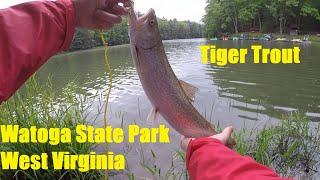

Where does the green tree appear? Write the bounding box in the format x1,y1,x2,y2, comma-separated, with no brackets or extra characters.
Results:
70,17,204,51
266,0,298,34
296,0,320,28
221,0,243,34
203,0,320,36
204,0,230,37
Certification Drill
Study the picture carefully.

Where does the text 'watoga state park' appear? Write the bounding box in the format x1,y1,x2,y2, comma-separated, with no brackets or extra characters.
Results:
0,125,171,144
0,125,171,171
200,45,301,66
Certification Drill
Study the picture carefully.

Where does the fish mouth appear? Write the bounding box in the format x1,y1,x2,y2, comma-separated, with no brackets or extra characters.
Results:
128,8,158,49
137,9,155,23
129,8,155,26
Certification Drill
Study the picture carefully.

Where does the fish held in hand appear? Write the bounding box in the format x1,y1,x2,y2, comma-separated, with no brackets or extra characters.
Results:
127,4,230,142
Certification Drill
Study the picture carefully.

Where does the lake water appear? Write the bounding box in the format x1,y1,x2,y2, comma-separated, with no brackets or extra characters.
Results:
39,39,320,178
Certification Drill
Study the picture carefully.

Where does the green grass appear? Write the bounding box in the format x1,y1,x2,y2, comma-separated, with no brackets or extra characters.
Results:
125,112,320,179
235,112,320,177
0,77,319,179
0,76,104,179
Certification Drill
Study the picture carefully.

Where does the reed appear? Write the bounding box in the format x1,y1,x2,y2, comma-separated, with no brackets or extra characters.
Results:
0,76,104,179
0,76,318,179
234,112,320,177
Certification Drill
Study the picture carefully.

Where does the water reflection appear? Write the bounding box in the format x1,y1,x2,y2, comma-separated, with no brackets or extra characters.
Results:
38,39,320,178
40,39,320,125
206,40,320,121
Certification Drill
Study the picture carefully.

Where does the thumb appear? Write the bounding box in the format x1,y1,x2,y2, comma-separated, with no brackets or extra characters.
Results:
180,136,194,152
213,126,233,145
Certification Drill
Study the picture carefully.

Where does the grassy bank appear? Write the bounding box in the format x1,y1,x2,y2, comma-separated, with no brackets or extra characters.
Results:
0,76,104,179
133,112,320,179
235,113,320,178
0,77,319,179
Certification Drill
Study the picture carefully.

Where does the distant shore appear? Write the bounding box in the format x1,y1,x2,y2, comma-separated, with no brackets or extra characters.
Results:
61,34,320,55
222,32,320,42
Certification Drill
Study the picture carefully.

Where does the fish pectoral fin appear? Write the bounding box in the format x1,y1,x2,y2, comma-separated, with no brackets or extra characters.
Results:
179,80,199,102
147,107,160,126
134,45,140,67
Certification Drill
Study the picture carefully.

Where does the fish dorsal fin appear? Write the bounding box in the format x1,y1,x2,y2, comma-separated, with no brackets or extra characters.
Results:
179,80,199,102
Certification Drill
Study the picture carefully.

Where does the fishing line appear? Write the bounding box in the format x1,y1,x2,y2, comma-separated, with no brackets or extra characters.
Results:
100,32,112,180
96,0,113,180
96,1,133,179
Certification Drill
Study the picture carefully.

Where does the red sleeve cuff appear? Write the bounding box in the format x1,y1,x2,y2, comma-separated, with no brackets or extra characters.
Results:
186,138,223,170
57,0,76,51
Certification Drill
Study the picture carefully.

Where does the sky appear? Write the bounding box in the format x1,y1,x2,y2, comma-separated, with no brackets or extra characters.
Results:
134,0,207,22
0,0,207,22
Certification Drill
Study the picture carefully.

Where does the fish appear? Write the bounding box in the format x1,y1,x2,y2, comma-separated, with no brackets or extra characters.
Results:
126,2,232,141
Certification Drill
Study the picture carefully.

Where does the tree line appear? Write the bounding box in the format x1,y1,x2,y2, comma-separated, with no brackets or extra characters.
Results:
204,0,320,37
70,18,204,51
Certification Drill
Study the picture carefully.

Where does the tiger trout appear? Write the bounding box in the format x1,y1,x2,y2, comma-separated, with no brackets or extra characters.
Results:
127,5,217,138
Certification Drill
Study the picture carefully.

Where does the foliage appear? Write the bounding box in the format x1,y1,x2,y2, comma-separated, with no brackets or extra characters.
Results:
126,112,320,179
204,0,320,37
235,112,320,177
70,18,204,51
158,18,203,40
0,76,104,179
0,77,319,179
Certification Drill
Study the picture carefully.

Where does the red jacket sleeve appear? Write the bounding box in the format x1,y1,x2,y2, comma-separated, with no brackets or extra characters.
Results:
186,138,293,180
0,0,76,103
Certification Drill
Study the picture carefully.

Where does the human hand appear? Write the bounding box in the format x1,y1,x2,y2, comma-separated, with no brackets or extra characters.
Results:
180,126,236,151
72,0,130,29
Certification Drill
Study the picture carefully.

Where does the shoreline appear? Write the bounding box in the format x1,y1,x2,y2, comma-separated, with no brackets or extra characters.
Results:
59,38,206,56
60,35,319,56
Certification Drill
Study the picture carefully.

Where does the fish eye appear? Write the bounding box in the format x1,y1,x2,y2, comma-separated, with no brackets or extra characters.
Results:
149,19,155,26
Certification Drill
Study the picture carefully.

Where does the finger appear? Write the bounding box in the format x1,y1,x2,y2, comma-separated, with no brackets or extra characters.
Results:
221,126,233,143
109,0,130,4
123,0,133,8
104,0,127,9
110,4,129,15
180,136,193,152
94,21,114,30
95,9,122,24
102,1,130,15
212,126,233,145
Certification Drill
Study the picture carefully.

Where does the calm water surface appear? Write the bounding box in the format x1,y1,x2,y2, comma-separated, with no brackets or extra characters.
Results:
39,39,320,178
